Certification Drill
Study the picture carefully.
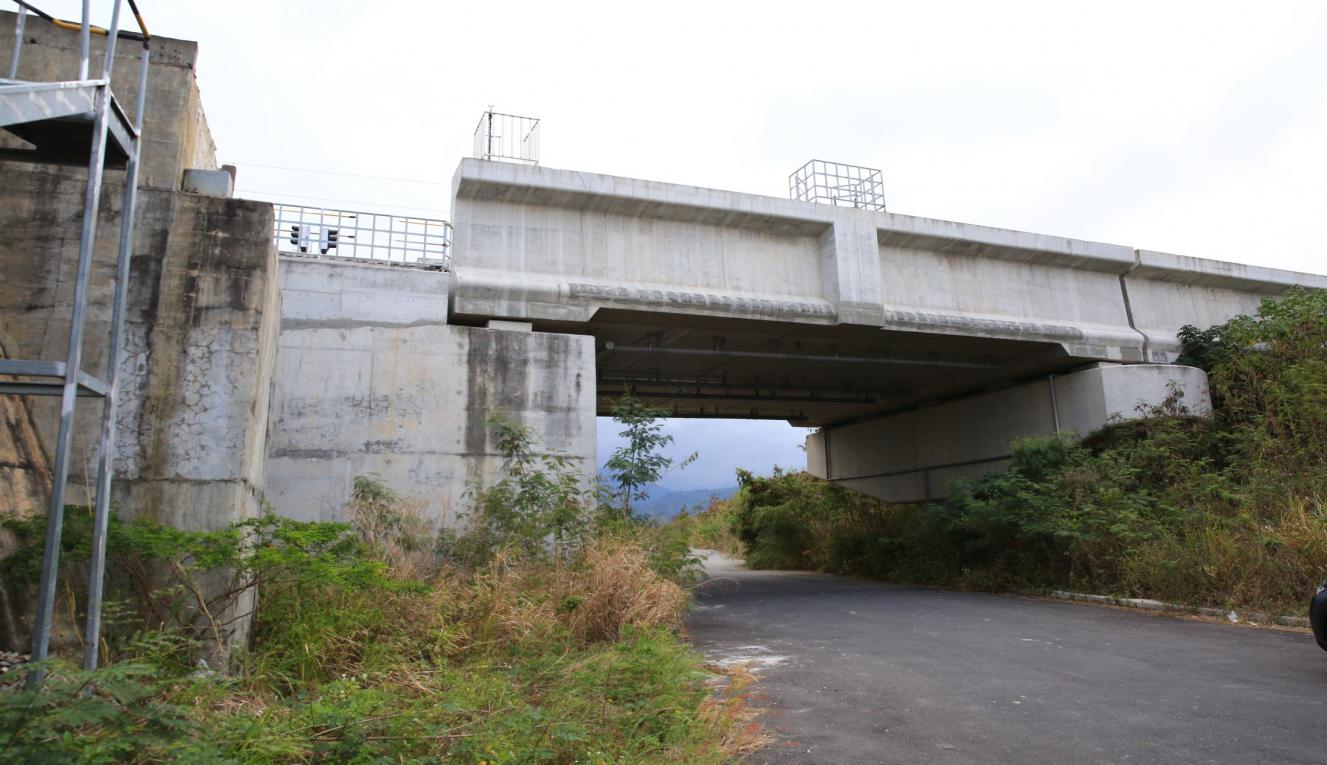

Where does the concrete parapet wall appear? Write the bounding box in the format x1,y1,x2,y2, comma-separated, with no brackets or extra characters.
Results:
1122,250,1327,361
806,363,1211,504
267,258,595,525
875,242,1143,360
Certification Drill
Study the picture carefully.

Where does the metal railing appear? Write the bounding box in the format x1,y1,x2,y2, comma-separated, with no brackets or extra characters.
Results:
473,109,540,165
273,204,452,270
789,159,886,212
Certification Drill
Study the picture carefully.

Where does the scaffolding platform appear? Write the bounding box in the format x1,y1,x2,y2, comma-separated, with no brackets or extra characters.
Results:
0,78,137,166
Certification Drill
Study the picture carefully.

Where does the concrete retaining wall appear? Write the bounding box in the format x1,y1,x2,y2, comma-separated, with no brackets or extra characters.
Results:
266,258,596,525
0,162,279,650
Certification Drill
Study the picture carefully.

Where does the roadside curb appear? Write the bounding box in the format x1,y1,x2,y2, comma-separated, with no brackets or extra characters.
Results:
1049,591,1311,628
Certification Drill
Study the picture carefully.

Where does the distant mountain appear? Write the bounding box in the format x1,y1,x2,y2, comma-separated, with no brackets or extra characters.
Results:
594,473,738,520
601,482,736,521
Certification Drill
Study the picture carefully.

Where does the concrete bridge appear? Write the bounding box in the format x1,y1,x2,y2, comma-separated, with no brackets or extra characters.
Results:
444,158,1323,501
3,9,1325,546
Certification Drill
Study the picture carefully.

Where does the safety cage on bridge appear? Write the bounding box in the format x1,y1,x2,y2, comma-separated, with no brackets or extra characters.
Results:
789,159,887,212
473,108,540,165
273,204,453,270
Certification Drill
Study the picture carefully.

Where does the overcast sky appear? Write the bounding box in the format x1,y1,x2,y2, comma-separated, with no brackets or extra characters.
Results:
50,0,1326,488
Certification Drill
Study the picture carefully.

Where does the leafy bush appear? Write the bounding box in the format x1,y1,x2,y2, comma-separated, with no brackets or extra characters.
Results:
671,496,744,557
0,506,393,671
0,660,207,763
444,413,595,565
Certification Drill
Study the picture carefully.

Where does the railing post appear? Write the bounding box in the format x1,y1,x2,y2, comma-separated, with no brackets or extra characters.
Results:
7,5,26,79
77,0,90,79
100,0,122,80
28,40,114,689
83,33,147,674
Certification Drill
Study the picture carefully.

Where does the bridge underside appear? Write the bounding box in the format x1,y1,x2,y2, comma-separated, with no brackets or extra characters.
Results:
582,310,1066,425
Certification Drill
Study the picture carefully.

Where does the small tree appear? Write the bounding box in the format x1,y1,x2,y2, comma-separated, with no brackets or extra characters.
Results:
604,392,696,519
453,413,592,561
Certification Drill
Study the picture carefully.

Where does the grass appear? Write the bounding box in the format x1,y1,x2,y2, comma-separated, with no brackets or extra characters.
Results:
0,431,765,763
0,513,764,764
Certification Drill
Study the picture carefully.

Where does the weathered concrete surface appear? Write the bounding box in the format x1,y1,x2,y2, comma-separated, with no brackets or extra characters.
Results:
0,13,273,656
0,10,218,190
806,363,1210,503
449,159,1325,424
266,258,595,524
692,552,1327,765
1125,249,1310,360
0,170,277,516
0,8,238,518
0,159,279,650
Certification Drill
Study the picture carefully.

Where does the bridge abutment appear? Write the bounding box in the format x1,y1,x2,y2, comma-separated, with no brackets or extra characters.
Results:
266,258,596,525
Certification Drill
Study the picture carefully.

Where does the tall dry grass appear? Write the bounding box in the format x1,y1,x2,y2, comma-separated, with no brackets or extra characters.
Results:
460,537,689,647
562,537,689,642
345,477,439,582
1121,495,1327,612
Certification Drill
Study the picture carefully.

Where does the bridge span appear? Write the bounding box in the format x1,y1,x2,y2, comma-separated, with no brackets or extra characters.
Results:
446,159,1324,501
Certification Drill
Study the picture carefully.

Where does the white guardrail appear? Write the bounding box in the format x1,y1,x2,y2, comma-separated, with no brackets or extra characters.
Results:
272,204,452,270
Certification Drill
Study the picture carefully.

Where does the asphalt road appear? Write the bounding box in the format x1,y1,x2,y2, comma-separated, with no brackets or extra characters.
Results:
690,551,1327,764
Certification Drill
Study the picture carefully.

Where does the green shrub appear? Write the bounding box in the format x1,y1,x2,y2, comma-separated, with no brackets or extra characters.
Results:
0,660,213,763
1,506,393,671
671,496,744,556
444,413,596,565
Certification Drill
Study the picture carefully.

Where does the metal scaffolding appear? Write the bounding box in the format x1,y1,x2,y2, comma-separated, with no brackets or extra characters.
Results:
0,0,151,683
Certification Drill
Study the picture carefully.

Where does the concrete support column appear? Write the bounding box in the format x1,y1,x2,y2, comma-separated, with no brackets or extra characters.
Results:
807,363,1211,504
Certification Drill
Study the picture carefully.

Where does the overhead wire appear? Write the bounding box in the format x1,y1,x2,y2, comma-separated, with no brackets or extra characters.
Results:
232,161,448,186
231,161,450,216
233,188,447,216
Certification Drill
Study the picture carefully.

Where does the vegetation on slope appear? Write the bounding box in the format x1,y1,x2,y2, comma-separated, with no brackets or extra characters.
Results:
0,417,761,763
672,499,744,559
688,288,1327,616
